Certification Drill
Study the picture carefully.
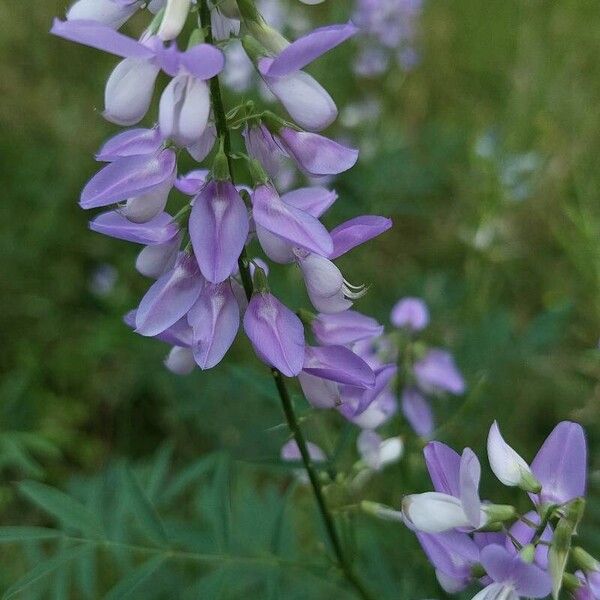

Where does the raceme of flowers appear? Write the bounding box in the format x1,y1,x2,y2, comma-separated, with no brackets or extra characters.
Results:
51,0,393,408
364,420,597,600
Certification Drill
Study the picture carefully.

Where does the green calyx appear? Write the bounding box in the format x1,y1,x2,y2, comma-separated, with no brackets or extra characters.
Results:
247,158,269,185
483,504,517,525
572,546,600,573
211,138,231,181
252,265,269,293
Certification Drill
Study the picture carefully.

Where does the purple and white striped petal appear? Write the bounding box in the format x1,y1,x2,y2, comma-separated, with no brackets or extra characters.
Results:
135,252,204,336
96,127,163,161
90,210,179,244
187,280,240,369
277,128,358,176
302,345,375,388
81,149,176,209
243,292,305,376
265,23,359,77
329,215,392,259
252,184,332,256
189,180,249,283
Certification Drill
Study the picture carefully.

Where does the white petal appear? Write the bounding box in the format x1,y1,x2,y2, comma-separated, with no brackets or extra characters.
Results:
402,492,471,533
122,177,173,223
158,0,192,41
300,254,351,313
487,421,534,487
164,346,195,375
264,70,337,132
379,437,404,466
67,0,139,28
104,58,159,126
471,583,518,600
136,234,181,279
298,371,340,408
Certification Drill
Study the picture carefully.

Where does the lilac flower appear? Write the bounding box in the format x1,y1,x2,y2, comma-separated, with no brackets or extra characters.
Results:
243,292,305,376
473,544,552,599
89,210,179,245
312,310,383,346
401,386,433,437
329,215,392,259
134,252,204,337
530,421,587,506
357,430,403,470
188,180,250,283
244,124,285,178
302,345,375,388
390,296,429,331
413,349,466,395
96,127,163,161
187,280,240,369
342,389,397,429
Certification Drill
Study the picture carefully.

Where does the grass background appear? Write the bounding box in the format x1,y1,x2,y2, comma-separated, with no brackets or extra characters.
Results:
0,0,599,597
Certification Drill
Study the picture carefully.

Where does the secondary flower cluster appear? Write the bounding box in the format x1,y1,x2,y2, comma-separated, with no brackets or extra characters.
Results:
51,1,392,386
365,420,596,599
352,0,423,76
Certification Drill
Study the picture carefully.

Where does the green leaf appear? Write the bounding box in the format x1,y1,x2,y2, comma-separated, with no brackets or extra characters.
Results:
208,454,231,551
74,544,97,599
121,466,168,547
103,555,166,600
160,454,216,505
0,526,62,543
2,544,88,600
146,441,175,502
18,481,104,538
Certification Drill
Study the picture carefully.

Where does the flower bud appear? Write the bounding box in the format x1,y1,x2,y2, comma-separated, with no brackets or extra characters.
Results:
572,547,600,573
158,0,191,41
481,503,517,526
519,544,536,564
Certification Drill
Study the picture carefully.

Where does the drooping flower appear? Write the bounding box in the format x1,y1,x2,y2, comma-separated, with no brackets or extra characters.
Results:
357,430,403,470
390,296,430,331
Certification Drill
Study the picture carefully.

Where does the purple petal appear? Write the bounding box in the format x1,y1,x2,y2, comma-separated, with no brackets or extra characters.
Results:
175,169,209,195
179,43,225,80
506,511,551,569
312,310,383,346
329,215,392,259
277,128,358,177
401,387,434,437
352,363,397,415
96,127,163,161
50,19,154,58
341,389,397,429
280,187,338,218
252,184,332,256
89,210,179,244
187,123,217,162
423,441,461,497
187,281,240,369
243,124,285,178
255,224,295,264
414,349,466,395
416,531,479,583
243,292,305,377
480,545,552,598
260,60,337,132
391,297,430,331
189,180,249,283
302,345,375,388
81,149,176,209
135,253,204,336
266,23,359,77
459,448,482,527
125,310,194,347
281,439,326,462
530,421,587,505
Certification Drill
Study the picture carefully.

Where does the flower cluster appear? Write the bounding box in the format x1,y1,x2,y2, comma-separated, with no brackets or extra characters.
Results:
365,420,596,599
352,0,423,76
51,0,392,387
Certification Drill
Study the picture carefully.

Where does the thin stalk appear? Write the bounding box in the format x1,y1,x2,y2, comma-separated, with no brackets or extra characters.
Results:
198,3,374,598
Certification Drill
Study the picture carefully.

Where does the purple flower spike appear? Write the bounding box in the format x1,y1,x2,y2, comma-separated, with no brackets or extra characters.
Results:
329,215,392,259
89,210,179,245
135,252,204,337
66,0,141,29
530,421,587,505
189,180,249,283
252,184,332,256
159,75,210,146
401,386,433,437
259,59,337,132
312,310,383,346
476,544,552,599
96,127,163,161
280,187,338,218
265,23,358,78
414,349,466,395
81,149,176,209
391,297,429,331
243,292,305,377
277,128,359,177
302,345,375,388
187,281,240,369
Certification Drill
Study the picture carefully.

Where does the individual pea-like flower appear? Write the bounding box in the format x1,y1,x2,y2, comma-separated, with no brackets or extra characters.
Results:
357,430,403,471
281,440,326,483
391,296,430,331
413,348,466,395
401,386,433,437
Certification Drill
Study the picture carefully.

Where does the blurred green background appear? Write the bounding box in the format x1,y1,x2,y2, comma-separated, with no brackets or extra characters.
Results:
1,0,600,597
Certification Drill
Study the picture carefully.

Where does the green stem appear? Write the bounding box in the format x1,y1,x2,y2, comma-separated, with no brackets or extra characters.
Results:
198,3,373,598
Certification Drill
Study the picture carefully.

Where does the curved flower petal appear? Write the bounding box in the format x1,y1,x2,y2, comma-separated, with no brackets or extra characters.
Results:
164,346,196,374
158,0,192,41
391,297,430,331
329,215,392,259
402,492,471,533
243,292,305,376
459,448,482,527
136,233,181,278
135,252,204,336
299,253,352,314
298,371,340,408
189,180,249,283
255,224,296,264
179,43,226,79
312,310,383,346
302,345,375,388
414,349,466,395
423,441,461,497
175,169,209,195
280,187,337,218
66,0,141,29
89,210,179,244
186,123,217,162
277,128,358,176
401,387,433,437
96,127,163,161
